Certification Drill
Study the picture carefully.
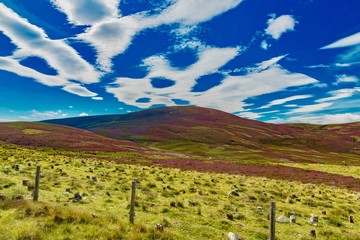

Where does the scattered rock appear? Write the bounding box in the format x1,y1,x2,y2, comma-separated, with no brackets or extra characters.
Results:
349,216,354,223
211,178,215,183
92,213,97,218
92,176,97,182
356,196,360,201
309,214,318,224
156,223,163,232
228,232,239,240
276,216,289,223
65,188,71,193
188,200,197,206
226,213,234,221
290,215,296,223
3,170,9,175
198,190,203,195
170,202,176,207
0,194,6,201
106,191,111,197
22,180,29,186
310,229,316,238
72,192,82,201
229,190,239,196
257,206,263,212
234,207,238,213
321,210,326,215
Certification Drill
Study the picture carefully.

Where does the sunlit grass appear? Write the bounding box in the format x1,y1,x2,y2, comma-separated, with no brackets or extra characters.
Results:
0,143,360,239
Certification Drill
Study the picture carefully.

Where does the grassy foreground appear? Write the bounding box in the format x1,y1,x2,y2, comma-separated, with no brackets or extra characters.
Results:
0,143,360,239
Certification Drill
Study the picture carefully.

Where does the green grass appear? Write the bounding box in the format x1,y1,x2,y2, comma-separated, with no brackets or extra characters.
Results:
278,162,360,179
1,143,360,239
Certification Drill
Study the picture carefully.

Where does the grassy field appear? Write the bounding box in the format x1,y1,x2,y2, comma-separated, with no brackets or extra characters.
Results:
1,143,360,239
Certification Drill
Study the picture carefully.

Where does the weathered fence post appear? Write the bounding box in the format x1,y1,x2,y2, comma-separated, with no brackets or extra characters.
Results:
270,201,276,240
130,179,139,224
33,166,40,201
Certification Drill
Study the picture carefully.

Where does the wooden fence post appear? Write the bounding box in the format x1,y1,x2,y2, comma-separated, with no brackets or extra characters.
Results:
33,166,40,201
129,179,138,224
270,201,276,240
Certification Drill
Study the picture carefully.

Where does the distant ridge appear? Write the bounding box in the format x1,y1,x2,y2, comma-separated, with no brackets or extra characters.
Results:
0,121,147,153
44,106,360,158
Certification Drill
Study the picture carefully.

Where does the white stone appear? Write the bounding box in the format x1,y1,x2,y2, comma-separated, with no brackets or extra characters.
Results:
228,232,239,240
276,216,289,223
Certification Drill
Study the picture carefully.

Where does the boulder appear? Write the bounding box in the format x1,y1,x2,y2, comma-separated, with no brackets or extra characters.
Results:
228,232,239,240
310,214,318,223
276,216,289,223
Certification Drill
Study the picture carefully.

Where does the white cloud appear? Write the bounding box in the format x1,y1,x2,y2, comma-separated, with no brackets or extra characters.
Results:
0,57,68,86
236,111,261,119
107,46,241,108
107,53,318,113
153,0,242,25
253,55,287,72
305,64,330,69
79,0,244,71
78,15,146,72
316,87,360,103
265,15,297,40
260,40,269,50
260,95,312,109
62,84,98,97
30,110,68,120
0,3,101,98
79,112,89,117
321,32,360,49
91,96,103,100
290,102,333,113
50,0,120,25
334,74,358,85
275,113,360,124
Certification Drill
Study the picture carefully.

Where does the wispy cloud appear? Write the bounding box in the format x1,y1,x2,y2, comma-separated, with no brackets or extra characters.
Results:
265,15,297,40
259,95,313,109
78,112,89,117
153,0,242,25
316,87,360,102
50,0,120,25
321,32,360,49
273,113,360,124
78,0,243,71
334,74,358,85
30,110,68,120
290,102,333,113
107,54,318,113
0,3,101,98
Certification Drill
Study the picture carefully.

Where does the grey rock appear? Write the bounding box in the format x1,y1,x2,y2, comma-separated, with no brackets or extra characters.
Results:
276,216,289,223
228,232,239,240
310,214,318,223
229,190,239,196
290,215,296,223
257,206,263,212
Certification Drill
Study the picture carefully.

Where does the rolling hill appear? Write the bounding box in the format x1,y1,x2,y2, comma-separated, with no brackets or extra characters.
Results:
0,122,148,153
44,106,360,161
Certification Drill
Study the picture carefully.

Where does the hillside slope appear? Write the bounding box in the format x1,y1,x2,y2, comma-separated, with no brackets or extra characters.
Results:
44,106,359,160
0,122,147,153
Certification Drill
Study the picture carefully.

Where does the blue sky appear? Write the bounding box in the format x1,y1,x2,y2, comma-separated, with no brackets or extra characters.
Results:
0,0,359,124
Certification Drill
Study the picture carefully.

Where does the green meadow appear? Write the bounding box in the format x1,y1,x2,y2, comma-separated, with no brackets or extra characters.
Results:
1,143,360,240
